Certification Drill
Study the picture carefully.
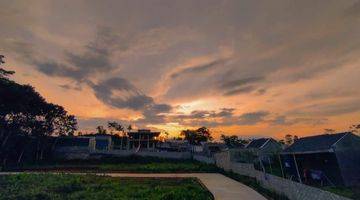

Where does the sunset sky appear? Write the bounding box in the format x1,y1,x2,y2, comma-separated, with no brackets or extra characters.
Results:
1,0,360,140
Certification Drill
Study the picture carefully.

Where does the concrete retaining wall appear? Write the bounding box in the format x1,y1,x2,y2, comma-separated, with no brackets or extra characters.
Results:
214,151,352,200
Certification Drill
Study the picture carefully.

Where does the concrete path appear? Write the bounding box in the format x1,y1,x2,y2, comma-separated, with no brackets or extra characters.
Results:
0,172,266,200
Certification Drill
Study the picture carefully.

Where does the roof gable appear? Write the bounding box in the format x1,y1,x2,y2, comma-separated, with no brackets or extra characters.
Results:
246,138,270,149
283,132,349,154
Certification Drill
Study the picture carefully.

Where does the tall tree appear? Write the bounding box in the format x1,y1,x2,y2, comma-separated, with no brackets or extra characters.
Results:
96,126,107,135
127,125,133,132
283,134,298,146
108,121,125,136
220,134,248,148
0,55,77,167
0,55,14,80
349,124,360,135
284,134,293,146
181,127,213,145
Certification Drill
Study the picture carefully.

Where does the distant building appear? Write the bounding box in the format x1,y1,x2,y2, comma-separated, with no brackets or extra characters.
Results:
127,129,160,151
55,136,94,153
93,135,112,151
246,138,282,156
281,132,360,186
156,139,190,152
54,129,161,159
202,142,226,157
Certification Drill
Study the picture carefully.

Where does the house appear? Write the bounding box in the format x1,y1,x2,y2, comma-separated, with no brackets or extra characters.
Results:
54,129,161,158
156,139,190,152
55,136,94,152
202,142,226,157
127,129,160,151
246,138,282,156
93,134,112,151
281,132,360,186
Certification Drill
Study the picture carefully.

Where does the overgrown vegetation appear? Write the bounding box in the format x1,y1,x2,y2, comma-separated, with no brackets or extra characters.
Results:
220,170,290,200
322,186,360,200
0,174,214,200
21,156,219,173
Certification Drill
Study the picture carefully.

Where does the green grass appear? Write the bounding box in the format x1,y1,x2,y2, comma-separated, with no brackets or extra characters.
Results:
0,174,214,200
98,162,217,172
20,156,219,173
322,186,360,200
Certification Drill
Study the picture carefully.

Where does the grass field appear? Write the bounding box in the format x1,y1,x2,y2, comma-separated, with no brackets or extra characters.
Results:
0,174,213,200
322,186,360,200
20,156,219,173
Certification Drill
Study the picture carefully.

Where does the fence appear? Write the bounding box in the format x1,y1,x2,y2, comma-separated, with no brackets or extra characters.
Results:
214,151,352,200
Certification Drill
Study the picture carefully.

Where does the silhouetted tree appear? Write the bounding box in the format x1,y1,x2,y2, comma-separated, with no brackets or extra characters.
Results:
284,134,293,146
324,128,336,134
284,134,298,146
220,134,248,148
278,139,285,145
96,126,107,135
349,124,360,135
0,55,14,80
0,55,77,168
181,127,213,145
127,125,133,132
108,121,124,135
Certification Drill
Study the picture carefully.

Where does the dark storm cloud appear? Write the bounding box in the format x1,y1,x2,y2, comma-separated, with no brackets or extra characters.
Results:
136,103,172,124
89,77,172,124
286,59,349,82
173,109,268,127
171,58,228,79
223,85,257,96
210,108,235,118
2,39,36,64
294,99,360,116
256,88,267,95
36,61,79,78
305,90,354,100
237,111,269,125
219,76,264,96
35,27,120,81
220,76,265,90
270,115,328,126
90,77,154,110
58,83,81,91
345,0,360,17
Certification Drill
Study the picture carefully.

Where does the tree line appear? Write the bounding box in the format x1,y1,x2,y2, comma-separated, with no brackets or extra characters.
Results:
0,55,77,169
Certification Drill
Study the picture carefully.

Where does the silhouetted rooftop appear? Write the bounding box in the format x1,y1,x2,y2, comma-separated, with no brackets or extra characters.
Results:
282,132,350,154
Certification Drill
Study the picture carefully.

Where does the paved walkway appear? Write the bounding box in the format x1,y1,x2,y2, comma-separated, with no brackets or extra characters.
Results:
0,172,266,200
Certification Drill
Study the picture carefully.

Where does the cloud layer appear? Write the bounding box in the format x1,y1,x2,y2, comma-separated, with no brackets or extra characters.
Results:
1,0,360,138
